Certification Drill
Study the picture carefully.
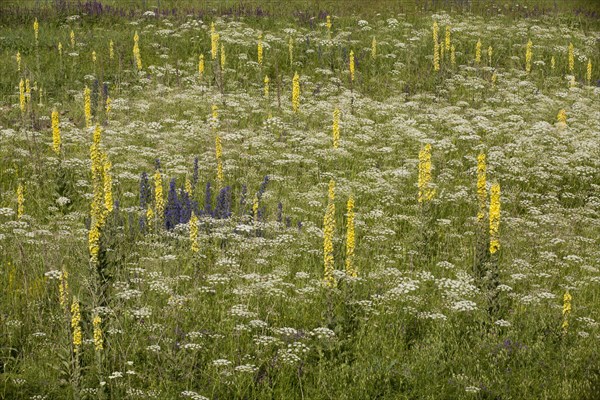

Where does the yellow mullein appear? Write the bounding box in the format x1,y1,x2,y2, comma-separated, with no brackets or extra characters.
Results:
220,43,226,71
70,30,75,48
445,26,451,52
475,39,482,64
198,54,205,79
451,45,456,66
146,204,154,222
418,144,435,203
33,18,39,43
323,179,336,288
568,42,574,73
477,153,487,222
52,109,61,155
288,37,294,66
332,107,340,149
133,31,142,71
58,269,69,308
154,169,164,221
93,315,103,351
525,39,533,73
16,51,21,71
292,72,300,112
562,290,572,334
210,22,219,60
487,46,492,65
25,79,31,105
345,195,356,277
215,134,223,184
551,55,555,70
433,21,440,72
264,75,270,99
58,42,63,57
92,50,97,64
19,79,26,114
489,182,501,254
491,71,497,86
349,50,355,81
90,126,104,224
71,298,82,352
326,15,332,38
84,86,92,128
371,37,377,59
109,40,114,60
185,176,192,196
557,109,567,126
253,194,259,224
17,183,24,219
257,33,263,65
190,212,199,253
586,59,592,85
102,155,113,213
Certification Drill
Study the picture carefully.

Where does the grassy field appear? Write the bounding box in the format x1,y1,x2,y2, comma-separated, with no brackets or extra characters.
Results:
0,1,599,399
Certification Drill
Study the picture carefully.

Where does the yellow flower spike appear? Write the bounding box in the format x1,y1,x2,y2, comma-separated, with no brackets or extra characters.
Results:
568,42,574,73
489,183,501,254
19,79,26,114
17,183,24,219
345,195,357,278
210,23,219,60
92,50,97,63
109,40,114,60
487,46,493,65
292,72,300,113
323,179,336,288
154,169,164,221
58,270,69,308
445,26,451,52
257,33,263,65
16,51,21,71
220,43,226,71
253,194,259,224
418,144,435,203
551,55,555,70
557,109,567,126
105,96,111,116
198,54,205,79
103,156,113,213
491,71,497,86
71,298,82,352
326,15,332,38
133,31,142,71
52,110,61,155
332,107,340,149
93,315,103,351
349,50,356,81
432,21,440,72
525,39,533,73
146,204,154,222
33,18,39,42
185,176,192,196
288,37,294,66
215,134,223,184
190,212,199,253
84,86,92,128
475,39,482,64
264,75,270,99
477,153,487,222
586,59,592,85
58,42,63,57
70,30,75,48
562,290,572,334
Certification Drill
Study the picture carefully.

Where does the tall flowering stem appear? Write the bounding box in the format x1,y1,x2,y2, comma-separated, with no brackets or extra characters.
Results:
568,43,574,73
257,33,263,65
562,291,572,334
133,31,142,71
190,212,199,253
418,144,435,203
210,23,219,60
17,183,24,219
154,169,164,223
323,179,336,288
477,153,487,222
19,79,26,114
475,39,482,64
489,183,501,254
198,54,205,79
71,298,82,353
332,107,340,149
525,40,533,73
52,110,61,155
433,21,440,71
371,37,377,60
292,72,300,112
345,195,356,277
84,86,92,128
349,50,355,82
93,315,103,351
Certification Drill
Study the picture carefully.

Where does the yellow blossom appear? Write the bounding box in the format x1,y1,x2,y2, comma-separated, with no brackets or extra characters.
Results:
323,179,336,288
58,269,69,308
33,18,39,42
92,50,96,63
525,39,533,73
345,195,356,277
71,298,82,352
557,109,567,126
19,79,26,114
257,33,263,65
349,50,355,81
17,183,24,219
488,46,493,65
445,26,451,51
475,39,481,64
84,86,92,128
133,31,142,71
52,110,61,155
292,71,300,112
551,55,555,70
568,42,574,73
109,40,114,60
562,290,572,334
253,194,259,224
93,315,103,351
586,59,592,85
198,54,205,79
264,75,270,99
433,21,440,71
58,42,63,57
418,144,435,203
210,23,219,60
154,169,164,221
220,43,226,71
70,30,75,48
489,182,501,254
332,107,340,149
477,153,487,222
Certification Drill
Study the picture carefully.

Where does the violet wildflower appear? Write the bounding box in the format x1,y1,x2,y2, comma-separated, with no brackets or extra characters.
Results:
165,178,181,230
139,172,151,209
204,182,212,216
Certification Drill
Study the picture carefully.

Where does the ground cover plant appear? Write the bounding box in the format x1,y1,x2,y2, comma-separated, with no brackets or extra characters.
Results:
0,0,599,399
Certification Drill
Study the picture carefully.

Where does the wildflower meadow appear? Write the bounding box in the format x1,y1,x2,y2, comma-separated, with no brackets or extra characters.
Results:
0,0,599,399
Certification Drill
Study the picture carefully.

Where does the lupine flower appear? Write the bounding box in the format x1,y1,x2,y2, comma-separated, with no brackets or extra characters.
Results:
323,179,336,288
477,153,487,222
257,175,269,199
71,298,82,352
178,187,194,224
568,42,574,73
489,183,501,254
371,37,377,59
210,23,219,60
349,50,355,81
140,172,151,209
165,178,181,230
525,40,533,73
475,39,482,64
292,72,300,112
133,31,142,71
562,291,572,334
204,182,212,216
257,33,263,65
215,186,232,219
418,144,435,203
93,315,103,351
264,75,270,99
432,21,440,72
17,183,24,219
84,86,92,128
190,212,199,253
330,107,340,149
345,195,357,277
198,54,205,79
